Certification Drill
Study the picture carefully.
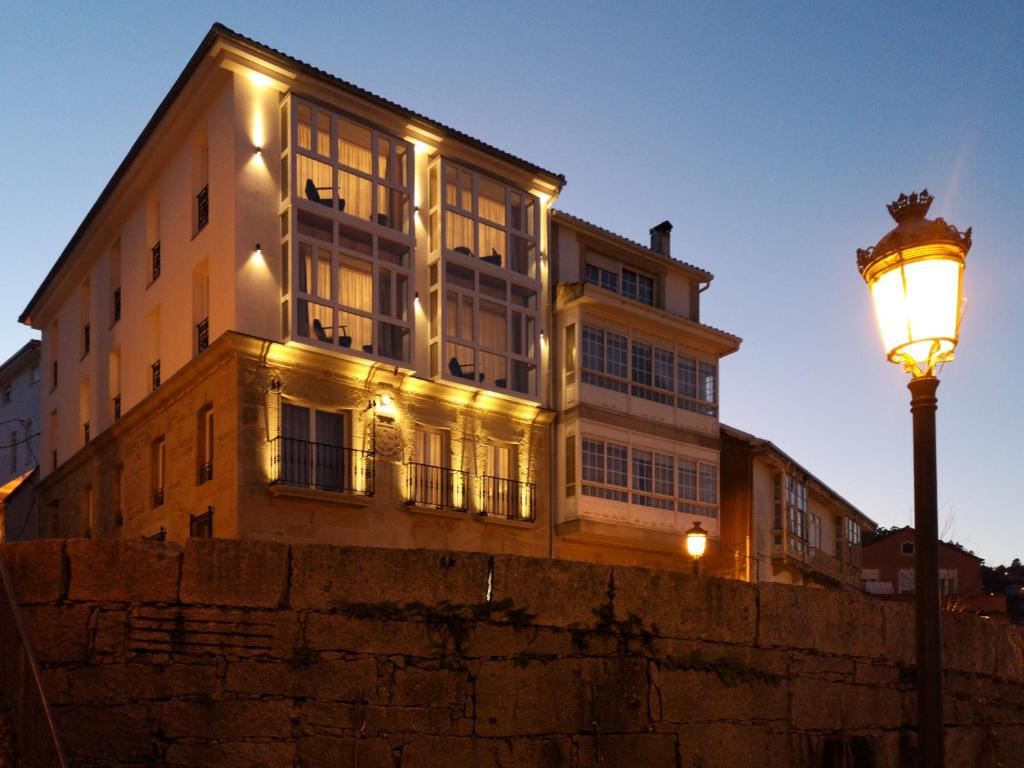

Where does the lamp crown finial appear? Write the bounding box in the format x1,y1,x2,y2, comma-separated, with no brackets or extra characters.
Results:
886,189,934,223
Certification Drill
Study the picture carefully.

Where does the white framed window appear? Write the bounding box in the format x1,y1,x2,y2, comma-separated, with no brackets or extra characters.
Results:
277,401,357,493
409,426,461,509
294,101,412,236
786,475,808,554
679,459,718,518
581,326,629,393
437,260,538,396
286,98,415,364
581,437,629,502
585,260,655,306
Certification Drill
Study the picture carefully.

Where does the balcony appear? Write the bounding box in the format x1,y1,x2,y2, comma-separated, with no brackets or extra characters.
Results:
269,436,374,496
772,533,846,585
480,475,535,522
144,527,166,542
196,185,209,231
151,242,161,283
406,462,468,511
190,507,213,538
196,317,209,353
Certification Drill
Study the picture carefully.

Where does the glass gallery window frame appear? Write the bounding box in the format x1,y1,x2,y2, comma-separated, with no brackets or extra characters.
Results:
427,156,541,279
576,434,720,518
290,97,413,236
424,157,542,400
281,96,415,364
575,320,718,416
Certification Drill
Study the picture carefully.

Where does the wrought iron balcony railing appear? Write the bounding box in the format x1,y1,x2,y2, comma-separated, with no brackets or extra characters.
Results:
196,185,209,231
269,436,374,496
406,462,468,511
151,241,161,283
196,317,209,353
480,475,536,522
190,507,213,538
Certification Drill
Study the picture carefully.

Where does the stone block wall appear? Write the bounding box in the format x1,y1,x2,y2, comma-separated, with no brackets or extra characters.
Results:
2,539,1023,767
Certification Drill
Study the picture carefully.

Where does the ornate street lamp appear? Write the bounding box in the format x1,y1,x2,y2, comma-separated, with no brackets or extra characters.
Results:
856,189,971,768
685,520,709,576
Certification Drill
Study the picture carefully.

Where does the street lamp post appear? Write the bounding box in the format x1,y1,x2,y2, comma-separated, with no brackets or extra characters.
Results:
685,520,709,577
856,190,971,768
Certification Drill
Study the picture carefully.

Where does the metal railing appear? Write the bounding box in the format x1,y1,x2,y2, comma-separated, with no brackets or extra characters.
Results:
196,317,209,353
0,552,69,767
406,462,468,511
151,242,161,282
196,186,209,231
144,527,166,542
190,507,213,539
269,436,374,496
480,475,536,522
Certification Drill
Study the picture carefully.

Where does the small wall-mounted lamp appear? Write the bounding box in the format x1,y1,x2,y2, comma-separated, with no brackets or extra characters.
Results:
255,146,263,156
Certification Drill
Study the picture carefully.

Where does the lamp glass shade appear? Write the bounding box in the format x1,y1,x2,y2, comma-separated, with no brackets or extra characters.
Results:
866,245,964,377
685,524,708,559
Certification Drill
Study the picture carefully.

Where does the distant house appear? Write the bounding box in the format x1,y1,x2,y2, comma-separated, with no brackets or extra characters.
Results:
0,340,42,542
719,425,875,589
861,526,983,602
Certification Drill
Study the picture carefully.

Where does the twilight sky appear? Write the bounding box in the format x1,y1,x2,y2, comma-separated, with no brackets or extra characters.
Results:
2,1,1021,565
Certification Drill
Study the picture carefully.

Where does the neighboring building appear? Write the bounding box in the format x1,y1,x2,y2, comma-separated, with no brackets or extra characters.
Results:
719,425,875,589
551,214,740,571
861,526,983,601
0,340,42,542
18,24,740,570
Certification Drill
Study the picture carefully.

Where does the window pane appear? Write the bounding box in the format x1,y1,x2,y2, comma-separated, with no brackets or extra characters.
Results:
378,238,409,267
338,120,372,173
376,186,409,233
699,464,717,504
446,261,475,290
296,104,312,150
607,443,628,487
339,311,372,352
654,454,674,496
339,172,372,220
481,351,507,389
632,450,652,492
479,273,506,301
479,300,507,351
699,362,717,403
446,211,474,254
378,322,409,361
394,144,408,186
297,299,334,344
582,439,604,482
678,357,697,398
632,343,652,385
339,259,373,312
297,210,333,242
638,274,654,305
478,177,506,226
586,264,599,286
297,156,333,206
479,224,504,266
582,327,604,372
654,348,673,391
316,112,331,156
678,460,697,501
376,136,390,180
608,333,628,378
622,269,637,300
298,242,313,294
509,236,535,276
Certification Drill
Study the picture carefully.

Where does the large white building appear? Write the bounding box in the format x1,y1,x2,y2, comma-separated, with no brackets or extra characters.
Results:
16,23,877,579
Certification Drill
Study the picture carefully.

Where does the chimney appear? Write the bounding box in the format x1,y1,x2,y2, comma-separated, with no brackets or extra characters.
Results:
650,220,673,256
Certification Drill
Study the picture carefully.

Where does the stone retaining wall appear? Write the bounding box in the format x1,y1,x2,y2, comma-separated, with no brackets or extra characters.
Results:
2,540,1023,767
